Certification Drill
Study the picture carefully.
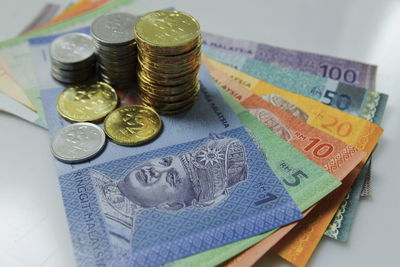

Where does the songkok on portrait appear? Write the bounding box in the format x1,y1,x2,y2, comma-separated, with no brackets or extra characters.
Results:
179,134,248,207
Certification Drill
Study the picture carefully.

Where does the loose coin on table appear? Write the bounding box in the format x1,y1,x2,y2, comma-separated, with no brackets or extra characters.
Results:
104,105,162,146
57,81,118,122
51,122,106,163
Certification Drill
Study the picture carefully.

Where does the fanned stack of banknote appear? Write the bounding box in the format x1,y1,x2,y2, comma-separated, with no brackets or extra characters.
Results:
0,0,388,266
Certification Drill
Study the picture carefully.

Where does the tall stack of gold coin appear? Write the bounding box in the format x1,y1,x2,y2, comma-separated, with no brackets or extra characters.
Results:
134,10,201,115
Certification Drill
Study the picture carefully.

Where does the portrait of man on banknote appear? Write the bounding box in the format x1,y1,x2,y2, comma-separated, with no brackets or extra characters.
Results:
90,134,248,253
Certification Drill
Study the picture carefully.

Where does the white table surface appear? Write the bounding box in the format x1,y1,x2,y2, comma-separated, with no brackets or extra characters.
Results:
0,0,399,266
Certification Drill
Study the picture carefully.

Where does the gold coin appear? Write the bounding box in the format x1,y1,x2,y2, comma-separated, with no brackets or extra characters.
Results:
138,56,200,75
104,105,162,146
135,10,200,51
137,43,201,64
57,82,118,122
138,76,198,95
138,66,199,86
140,87,198,111
140,80,200,102
136,35,201,56
143,98,196,115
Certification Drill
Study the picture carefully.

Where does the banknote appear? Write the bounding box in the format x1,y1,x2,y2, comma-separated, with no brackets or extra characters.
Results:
202,51,387,241
0,64,44,127
0,62,35,110
18,3,60,34
204,58,383,266
0,91,42,126
32,0,111,31
324,157,372,241
41,66,303,266
202,32,377,90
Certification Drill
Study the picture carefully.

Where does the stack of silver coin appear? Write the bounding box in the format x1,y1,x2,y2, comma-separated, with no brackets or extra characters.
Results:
50,33,96,84
91,12,137,89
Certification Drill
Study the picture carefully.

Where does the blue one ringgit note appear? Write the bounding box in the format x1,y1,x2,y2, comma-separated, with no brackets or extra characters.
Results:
40,67,302,267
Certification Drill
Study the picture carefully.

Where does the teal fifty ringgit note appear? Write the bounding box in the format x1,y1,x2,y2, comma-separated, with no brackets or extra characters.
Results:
202,47,388,242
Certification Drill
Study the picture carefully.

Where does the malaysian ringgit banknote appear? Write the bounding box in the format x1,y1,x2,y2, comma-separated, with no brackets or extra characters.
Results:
0,0,139,124
0,92,41,125
0,67,43,127
204,58,383,266
202,48,388,242
202,32,380,197
27,28,344,267
0,62,36,111
32,0,111,31
202,32,377,90
18,3,60,34
40,66,303,266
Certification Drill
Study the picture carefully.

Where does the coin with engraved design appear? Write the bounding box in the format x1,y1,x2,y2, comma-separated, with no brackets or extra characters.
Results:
51,122,106,163
104,105,162,146
57,82,118,122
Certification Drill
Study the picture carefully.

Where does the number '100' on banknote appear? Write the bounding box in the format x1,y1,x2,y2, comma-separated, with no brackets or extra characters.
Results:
41,67,302,267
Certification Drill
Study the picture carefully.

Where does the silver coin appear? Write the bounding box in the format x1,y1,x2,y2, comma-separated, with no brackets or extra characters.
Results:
51,64,96,77
51,123,106,163
51,55,96,71
91,13,137,46
50,33,95,64
51,71,95,84
95,41,136,52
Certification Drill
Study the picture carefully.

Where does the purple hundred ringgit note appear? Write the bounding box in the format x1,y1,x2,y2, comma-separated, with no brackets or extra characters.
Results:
202,32,377,91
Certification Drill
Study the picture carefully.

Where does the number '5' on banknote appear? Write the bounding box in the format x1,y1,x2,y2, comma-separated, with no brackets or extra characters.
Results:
41,67,306,267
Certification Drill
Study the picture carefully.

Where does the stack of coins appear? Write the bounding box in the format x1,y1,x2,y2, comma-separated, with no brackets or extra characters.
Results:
91,12,137,89
50,33,96,84
135,10,202,115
